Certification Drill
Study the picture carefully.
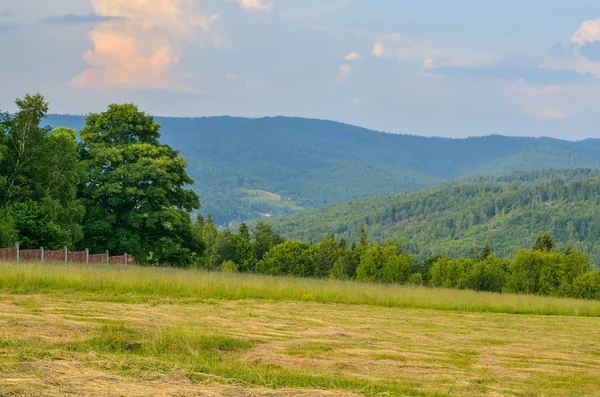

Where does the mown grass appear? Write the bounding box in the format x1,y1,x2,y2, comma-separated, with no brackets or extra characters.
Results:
3,289,600,395
2,260,600,316
1,261,600,316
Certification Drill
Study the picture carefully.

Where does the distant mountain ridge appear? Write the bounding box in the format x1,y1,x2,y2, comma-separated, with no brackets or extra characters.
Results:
45,114,600,224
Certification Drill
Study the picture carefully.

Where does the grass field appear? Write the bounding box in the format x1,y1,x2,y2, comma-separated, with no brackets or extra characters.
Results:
2,262,600,396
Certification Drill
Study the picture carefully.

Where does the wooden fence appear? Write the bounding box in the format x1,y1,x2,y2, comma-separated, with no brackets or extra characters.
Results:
0,243,135,265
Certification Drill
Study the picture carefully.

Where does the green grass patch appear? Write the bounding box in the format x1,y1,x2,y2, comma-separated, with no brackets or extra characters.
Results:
2,261,600,317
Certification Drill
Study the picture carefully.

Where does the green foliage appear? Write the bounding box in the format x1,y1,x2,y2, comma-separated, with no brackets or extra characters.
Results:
380,243,413,284
0,210,17,248
2,94,51,203
532,232,557,252
505,249,592,296
194,215,221,270
220,260,239,273
430,257,475,289
79,104,202,266
6,201,71,249
252,220,284,261
47,115,600,225
462,256,508,293
356,245,383,282
571,272,600,300
408,273,424,286
309,235,341,278
330,247,360,280
275,169,600,264
257,240,315,277
0,95,84,249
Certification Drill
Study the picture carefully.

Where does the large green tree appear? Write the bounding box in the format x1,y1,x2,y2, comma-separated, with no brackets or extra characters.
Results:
0,94,84,249
1,94,50,203
79,104,202,265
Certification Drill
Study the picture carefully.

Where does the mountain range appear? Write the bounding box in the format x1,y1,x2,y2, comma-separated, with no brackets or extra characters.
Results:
46,115,600,225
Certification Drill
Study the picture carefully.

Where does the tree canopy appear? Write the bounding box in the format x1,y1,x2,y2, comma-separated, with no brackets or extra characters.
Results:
79,104,202,265
0,94,84,249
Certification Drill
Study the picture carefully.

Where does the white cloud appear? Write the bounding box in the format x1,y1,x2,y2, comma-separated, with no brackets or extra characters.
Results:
532,106,568,119
338,64,352,79
345,52,360,61
572,19,600,47
509,81,563,97
349,97,361,106
371,42,385,58
422,57,435,70
71,0,219,91
226,73,241,80
238,0,273,13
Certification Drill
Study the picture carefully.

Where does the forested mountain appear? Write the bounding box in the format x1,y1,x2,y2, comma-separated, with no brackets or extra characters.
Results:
46,115,600,225
272,169,600,264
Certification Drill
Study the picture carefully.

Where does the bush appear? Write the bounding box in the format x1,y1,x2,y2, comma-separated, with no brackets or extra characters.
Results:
463,256,507,293
408,273,424,286
571,272,600,300
356,245,383,282
0,211,17,248
220,261,239,273
256,241,315,277
430,257,474,289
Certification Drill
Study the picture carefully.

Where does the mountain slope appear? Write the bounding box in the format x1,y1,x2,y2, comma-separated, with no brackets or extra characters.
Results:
46,115,600,224
273,169,600,263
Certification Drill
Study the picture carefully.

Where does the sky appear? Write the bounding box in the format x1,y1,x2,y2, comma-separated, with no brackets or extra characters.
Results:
1,0,600,139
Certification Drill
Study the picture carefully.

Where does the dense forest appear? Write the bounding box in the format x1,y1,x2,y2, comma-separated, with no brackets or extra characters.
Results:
47,115,600,225
273,169,600,263
275,169,600,263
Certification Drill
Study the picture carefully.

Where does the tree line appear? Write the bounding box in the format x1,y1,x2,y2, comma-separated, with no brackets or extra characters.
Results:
1,94,201,265
197,217,600,300
273,168,600,263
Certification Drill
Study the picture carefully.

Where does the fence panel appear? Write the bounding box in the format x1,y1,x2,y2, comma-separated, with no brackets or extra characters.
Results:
68,251,86,263
0,245,137,265
0,247,17,261
45,250,66,262
109,255,125,264
89,253,108,264
20,249,42,262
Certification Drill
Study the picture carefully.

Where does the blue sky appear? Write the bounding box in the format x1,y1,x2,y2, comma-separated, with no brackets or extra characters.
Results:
1,0,599,139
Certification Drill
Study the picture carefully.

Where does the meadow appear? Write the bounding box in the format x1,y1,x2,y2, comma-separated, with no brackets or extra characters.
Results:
2,261,600,396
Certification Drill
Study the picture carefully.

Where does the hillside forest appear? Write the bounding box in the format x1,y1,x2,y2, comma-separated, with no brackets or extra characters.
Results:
46,114,600,225
274,168,600,262
2,94,600,301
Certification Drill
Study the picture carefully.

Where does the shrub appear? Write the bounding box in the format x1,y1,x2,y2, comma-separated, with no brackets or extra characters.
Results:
221,260,239,273
408,273,424,286
571,272,600,300
257,241,315,277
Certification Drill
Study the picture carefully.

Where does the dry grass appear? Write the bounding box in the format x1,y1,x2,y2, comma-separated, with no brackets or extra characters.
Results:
2,293,600,396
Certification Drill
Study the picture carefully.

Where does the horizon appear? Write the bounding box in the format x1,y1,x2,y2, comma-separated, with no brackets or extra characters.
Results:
46,112,598,142
2,1,600,139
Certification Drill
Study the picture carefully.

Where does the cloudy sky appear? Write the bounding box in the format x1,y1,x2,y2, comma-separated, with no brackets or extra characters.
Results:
1,0,600,139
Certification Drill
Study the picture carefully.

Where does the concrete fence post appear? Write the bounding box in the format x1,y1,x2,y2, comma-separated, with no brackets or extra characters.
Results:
106,250,110,264
85,248,89,264
64,246,68,263
124,253,128,265
16,242,20,263
40,247,44,263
